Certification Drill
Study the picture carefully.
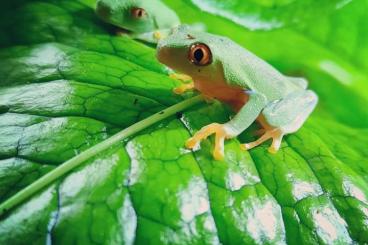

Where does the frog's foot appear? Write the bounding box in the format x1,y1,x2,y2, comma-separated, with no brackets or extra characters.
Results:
173,82,194,94
170,73,192,82
186,123,231,160
241,128,284,153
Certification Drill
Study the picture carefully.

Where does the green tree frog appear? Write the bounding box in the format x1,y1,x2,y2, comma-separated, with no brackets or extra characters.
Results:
95,0,180,43
157,26,318,160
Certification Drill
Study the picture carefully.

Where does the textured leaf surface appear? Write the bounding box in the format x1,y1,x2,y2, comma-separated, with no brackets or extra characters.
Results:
0,0,367,244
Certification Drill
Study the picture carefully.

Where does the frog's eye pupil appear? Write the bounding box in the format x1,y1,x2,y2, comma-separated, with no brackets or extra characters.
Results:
188,43,212,66
194,49,204,63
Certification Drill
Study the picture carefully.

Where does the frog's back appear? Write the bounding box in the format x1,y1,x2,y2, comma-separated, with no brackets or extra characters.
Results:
210,35,302,100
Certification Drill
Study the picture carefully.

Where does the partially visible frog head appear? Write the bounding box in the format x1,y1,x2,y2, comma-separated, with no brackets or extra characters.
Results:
96,0,180,34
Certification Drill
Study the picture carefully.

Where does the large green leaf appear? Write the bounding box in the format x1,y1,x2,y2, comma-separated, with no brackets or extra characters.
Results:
0,0,367,244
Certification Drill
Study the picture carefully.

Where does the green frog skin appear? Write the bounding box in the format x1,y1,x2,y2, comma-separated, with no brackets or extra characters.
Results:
157,26,318,160
95,0,180,43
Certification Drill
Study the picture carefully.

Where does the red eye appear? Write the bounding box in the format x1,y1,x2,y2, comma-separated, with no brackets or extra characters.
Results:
131,7,147,18
188,43,212,66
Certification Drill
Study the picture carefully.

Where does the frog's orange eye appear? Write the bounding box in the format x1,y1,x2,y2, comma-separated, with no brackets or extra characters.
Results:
131,7,147,18
188,43,212,66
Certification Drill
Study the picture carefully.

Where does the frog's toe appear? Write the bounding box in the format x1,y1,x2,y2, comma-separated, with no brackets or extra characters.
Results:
169,73,192,82
268,146,278,154
185,137,198,149
213,147,225,160
173,86,185,94
173,82,194,94
170,73,194,94
268,136,282,154
186,123,230,160
185,124,216,149
241,142,255,151
213,128,226,160
241,129,283,153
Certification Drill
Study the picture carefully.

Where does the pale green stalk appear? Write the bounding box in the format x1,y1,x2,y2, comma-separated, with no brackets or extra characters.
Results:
0,95,203,217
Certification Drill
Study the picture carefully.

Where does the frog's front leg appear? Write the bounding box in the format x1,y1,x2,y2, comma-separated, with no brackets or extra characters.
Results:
169,73,194,94
242,90,318,153
186,92,267,160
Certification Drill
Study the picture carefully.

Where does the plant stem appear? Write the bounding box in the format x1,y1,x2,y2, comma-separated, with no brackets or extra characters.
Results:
0,95,203,217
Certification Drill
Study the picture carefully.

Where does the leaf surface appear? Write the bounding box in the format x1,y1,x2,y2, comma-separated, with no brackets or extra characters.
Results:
0,0,367,244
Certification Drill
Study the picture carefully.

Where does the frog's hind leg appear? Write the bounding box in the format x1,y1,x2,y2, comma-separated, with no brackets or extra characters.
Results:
242,90,318,153
286,76,308,89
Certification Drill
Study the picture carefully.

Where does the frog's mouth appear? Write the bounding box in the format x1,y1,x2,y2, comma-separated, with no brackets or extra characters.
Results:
157,46,194,76
115,26,132,35
157,46,185,72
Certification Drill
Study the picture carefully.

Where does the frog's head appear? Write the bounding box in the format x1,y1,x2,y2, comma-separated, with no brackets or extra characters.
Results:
96,0,180,34
157,25,224,80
